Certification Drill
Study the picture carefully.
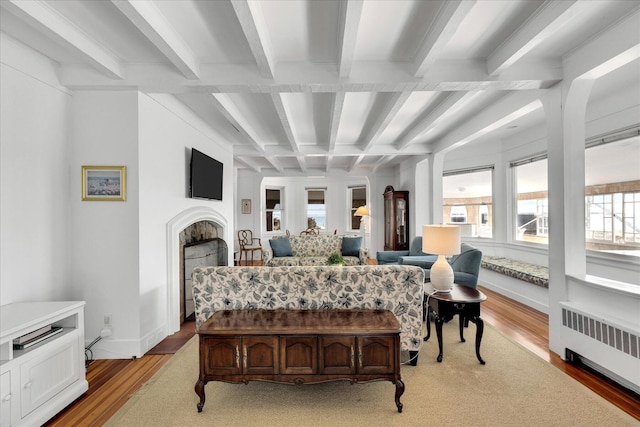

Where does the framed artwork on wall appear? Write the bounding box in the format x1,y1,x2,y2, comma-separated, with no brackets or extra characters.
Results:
81,165,126,201
241,199,251,214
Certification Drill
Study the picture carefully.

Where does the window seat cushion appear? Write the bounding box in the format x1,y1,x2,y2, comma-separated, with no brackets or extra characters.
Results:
481,256,549,288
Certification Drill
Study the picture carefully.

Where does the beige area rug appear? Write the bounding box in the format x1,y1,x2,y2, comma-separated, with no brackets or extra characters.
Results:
106,321,637,426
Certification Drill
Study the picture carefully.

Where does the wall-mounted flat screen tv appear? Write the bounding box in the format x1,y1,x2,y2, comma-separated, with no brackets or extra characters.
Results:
190,148,223,201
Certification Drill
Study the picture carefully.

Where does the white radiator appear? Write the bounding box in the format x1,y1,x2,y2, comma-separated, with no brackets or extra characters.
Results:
560,302,640,393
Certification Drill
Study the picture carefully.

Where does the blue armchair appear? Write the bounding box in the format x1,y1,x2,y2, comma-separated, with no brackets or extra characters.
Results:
424,243,483,288
376,237,437,269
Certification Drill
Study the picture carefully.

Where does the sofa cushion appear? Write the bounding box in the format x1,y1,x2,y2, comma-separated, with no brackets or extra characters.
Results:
299,257,330,266
268,256,300,266
270,237,293,257
341,236,362,256
399,255,437,269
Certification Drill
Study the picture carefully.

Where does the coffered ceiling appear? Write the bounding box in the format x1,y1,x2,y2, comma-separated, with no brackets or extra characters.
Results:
1,0,638,176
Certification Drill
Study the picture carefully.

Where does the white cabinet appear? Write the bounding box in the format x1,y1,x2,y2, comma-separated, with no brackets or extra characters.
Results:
0,302,88,426
1,371,10,426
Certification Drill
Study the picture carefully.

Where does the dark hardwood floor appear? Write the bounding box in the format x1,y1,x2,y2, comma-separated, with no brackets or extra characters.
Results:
46,273,640,425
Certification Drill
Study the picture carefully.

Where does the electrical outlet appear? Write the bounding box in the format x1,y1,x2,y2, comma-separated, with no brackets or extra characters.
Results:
104,314,112,325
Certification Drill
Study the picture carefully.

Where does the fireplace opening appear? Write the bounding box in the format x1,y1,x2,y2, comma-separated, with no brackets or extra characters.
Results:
180,221,227,323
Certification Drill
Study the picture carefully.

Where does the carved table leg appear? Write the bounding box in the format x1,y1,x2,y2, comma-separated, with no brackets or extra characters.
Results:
459,312,466,342
471,316,485,365
195,379,207,412
394,379,405,413
423,308,431,341
435,314,444,363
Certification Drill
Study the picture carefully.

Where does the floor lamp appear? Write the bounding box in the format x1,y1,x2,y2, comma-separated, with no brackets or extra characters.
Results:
422,224,461,292
354,206,370,249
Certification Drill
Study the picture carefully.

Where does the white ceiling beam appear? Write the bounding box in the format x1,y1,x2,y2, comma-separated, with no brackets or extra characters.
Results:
59,59,562,92
234,144,429,157
432,92,543,154
337,0,364,78
234,156,262,173
111,0,199,79
270,93,299,153
395,91,476,150
373,155,397,173
230,0,275,79
325,155,332,173
487,0,588,76
564,8,640,80
297,155,308,173
361,91,412,151
2,0,123,79
328,92,346,152
347,155,364,173
264,155,284,173
209,94,265,152
412,0,476,77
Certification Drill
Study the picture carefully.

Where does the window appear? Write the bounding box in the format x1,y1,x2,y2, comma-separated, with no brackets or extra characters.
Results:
306,189,326,231
443,167,493,238
585,130,640,256
450,206,467,223
349,186,367,230
265,188,283,232
512,155,549,244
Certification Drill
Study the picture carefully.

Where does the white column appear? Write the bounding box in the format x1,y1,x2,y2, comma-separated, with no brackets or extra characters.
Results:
428,152,446,224
545,79,592,356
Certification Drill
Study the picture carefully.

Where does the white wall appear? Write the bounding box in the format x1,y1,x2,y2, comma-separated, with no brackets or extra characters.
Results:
0,34,236,357
138,94,234,351
67,91,235,359
69,91,141,358
0,34,72,304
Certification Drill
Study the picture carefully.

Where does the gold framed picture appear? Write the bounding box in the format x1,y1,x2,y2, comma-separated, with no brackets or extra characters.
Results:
82,166,127,201
241,199,251,214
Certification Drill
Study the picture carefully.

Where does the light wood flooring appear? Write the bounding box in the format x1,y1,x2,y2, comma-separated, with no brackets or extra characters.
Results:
45,275,640,425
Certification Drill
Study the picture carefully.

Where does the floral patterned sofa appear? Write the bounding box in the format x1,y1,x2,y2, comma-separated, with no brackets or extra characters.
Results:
192,265,425,364
262,234,368,266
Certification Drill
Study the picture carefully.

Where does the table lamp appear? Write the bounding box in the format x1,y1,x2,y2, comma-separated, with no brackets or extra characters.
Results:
422,224,461,292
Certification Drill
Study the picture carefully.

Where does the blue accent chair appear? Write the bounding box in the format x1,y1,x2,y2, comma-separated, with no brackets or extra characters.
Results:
424,243,483,289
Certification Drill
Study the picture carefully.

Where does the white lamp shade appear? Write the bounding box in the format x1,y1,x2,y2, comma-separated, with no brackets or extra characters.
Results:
422,224,461,255
422,224,461,292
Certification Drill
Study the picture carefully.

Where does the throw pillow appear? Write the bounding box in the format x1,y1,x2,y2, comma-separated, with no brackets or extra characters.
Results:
341,237,362,256
270,237,293,257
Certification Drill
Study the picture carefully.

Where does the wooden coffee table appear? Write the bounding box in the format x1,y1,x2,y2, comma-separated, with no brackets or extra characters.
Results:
423,283,487,364
195,309,405,413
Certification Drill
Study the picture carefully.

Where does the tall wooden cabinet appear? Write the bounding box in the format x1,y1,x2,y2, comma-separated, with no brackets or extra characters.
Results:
383,186,409,251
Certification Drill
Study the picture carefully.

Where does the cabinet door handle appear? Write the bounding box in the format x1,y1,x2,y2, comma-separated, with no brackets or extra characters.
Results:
2,394,11,402
243,346,247,370
235,345,240,368
23,381,32,389
358,344,363,369
351,345,355,367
